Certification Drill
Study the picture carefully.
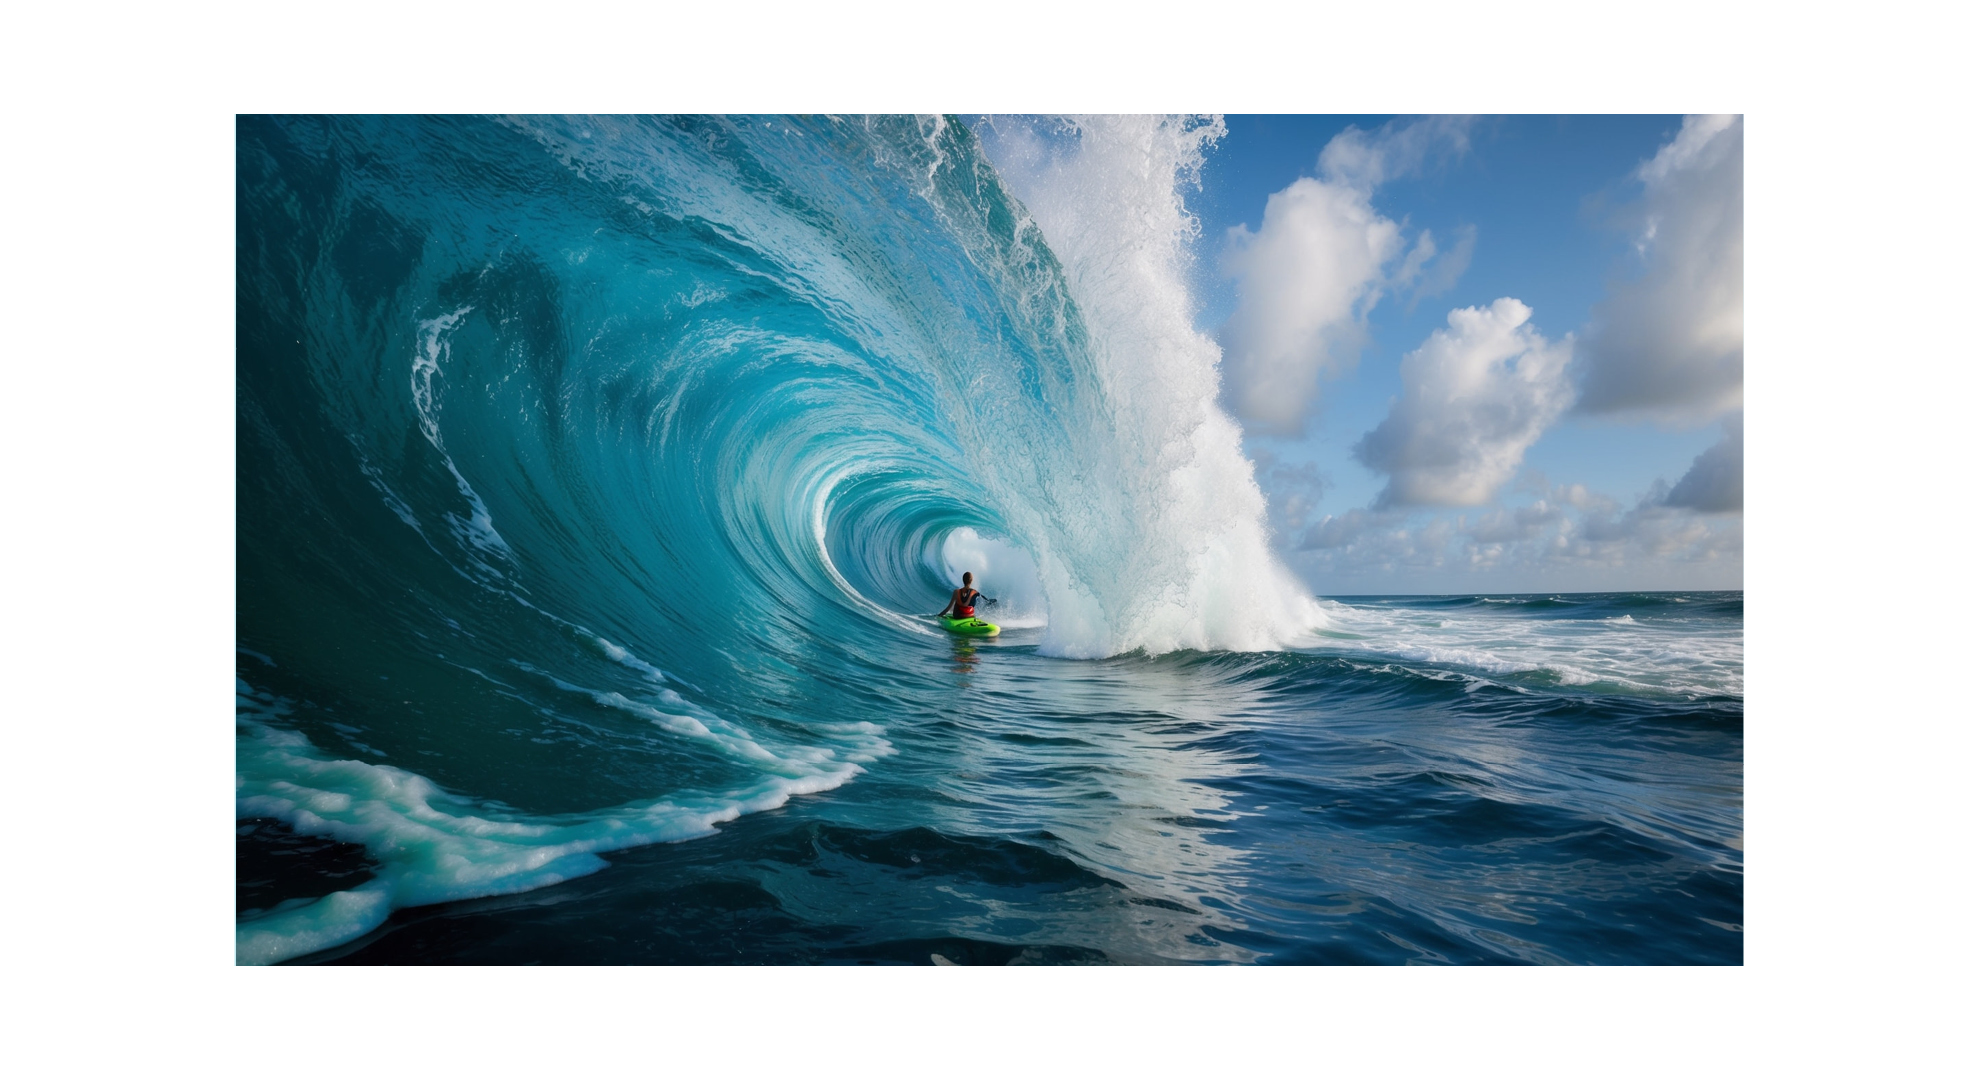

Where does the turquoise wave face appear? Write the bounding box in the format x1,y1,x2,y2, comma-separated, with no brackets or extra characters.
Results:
236,117,1741,965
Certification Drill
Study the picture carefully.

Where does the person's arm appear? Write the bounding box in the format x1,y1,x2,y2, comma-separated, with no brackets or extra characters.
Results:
938,589,957,617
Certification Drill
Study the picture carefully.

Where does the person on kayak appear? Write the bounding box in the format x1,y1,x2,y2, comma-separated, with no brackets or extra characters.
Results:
941,572,987,619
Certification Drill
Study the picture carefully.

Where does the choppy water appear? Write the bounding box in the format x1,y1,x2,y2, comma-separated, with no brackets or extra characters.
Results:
236,115,1740,964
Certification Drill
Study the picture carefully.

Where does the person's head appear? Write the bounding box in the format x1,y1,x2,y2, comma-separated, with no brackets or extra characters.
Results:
962,572,973,586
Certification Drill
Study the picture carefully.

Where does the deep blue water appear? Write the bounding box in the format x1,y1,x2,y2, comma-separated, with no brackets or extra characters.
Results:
236,115,1741,964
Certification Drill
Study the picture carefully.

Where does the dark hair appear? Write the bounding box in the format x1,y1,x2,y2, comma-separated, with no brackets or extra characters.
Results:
962,572,973,584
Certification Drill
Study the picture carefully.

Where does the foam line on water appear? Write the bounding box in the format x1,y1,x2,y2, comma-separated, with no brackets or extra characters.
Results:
1314,598,1743,697
236,679,889,964
409,305,517,583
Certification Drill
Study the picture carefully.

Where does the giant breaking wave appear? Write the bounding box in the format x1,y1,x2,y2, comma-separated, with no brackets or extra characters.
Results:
235,115,1323,963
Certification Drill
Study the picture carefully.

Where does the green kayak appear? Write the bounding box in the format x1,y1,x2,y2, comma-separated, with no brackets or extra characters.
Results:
939,615,1000,637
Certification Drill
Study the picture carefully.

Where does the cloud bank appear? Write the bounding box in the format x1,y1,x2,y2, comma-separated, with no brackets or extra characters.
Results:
1580,114,1744,420
1295,481,1741,591
1217,117,1473,436
1352,298,1574,508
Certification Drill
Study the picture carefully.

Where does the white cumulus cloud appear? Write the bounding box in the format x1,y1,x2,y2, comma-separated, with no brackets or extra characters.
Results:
1579,114,1744,420
1353,298,1575,508
1217,117,1473,437
1219,178,1399,435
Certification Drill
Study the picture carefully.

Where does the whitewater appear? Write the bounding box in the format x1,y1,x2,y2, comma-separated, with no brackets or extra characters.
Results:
236,115,1741,964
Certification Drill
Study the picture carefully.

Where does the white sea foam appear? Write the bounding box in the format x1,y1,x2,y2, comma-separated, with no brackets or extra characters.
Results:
593,635,675,686
1316,599,1743,697
236,677,890,964
978,116,1328,658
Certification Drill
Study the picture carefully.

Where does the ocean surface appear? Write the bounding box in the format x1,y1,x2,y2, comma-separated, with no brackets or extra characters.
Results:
236,115,1742,965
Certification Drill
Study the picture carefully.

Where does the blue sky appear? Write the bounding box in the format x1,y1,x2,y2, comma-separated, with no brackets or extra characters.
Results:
1169,115,1743,594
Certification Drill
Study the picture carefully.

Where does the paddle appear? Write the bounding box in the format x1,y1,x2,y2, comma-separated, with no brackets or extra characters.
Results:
928,598,997,617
